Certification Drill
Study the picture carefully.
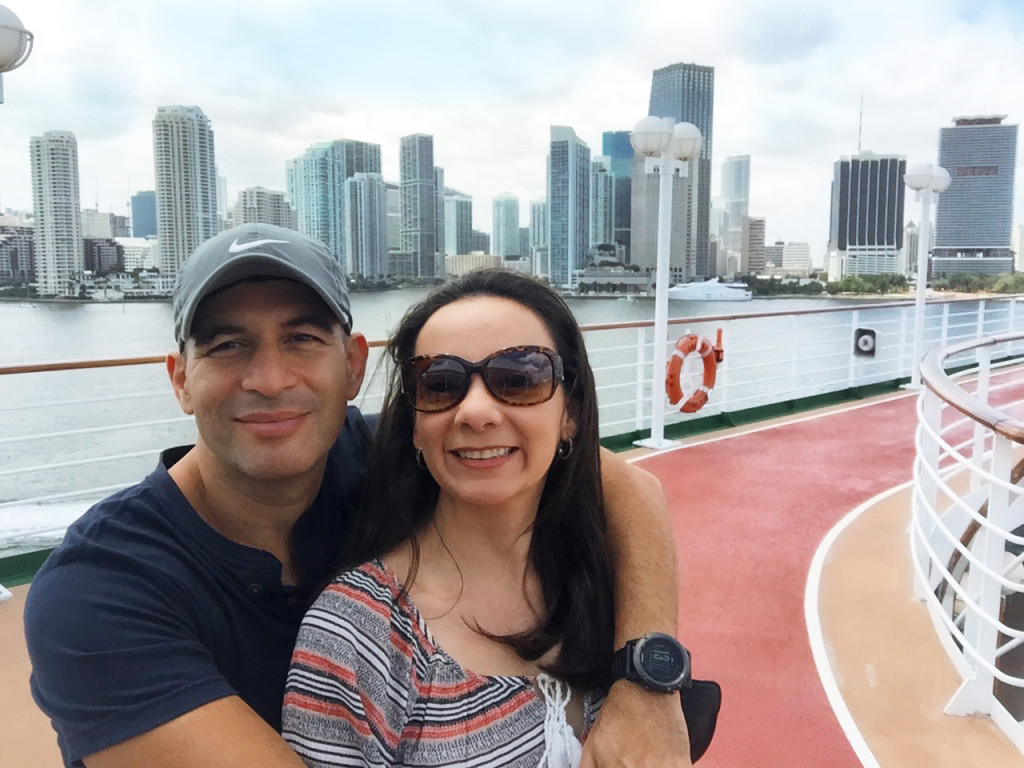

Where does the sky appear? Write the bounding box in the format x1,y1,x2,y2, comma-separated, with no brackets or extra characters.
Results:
1,0,1023,255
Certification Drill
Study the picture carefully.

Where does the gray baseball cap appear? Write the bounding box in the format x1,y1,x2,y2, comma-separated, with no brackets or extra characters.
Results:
172,223,352,346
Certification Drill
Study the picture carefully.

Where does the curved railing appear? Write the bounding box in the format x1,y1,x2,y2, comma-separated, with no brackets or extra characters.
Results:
913,331,1024,746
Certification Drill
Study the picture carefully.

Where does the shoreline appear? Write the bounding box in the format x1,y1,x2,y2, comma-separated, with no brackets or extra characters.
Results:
0,289,1012,306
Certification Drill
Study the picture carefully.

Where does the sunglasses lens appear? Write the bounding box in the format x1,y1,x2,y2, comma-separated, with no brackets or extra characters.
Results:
411,357,468,412
485,348,556,405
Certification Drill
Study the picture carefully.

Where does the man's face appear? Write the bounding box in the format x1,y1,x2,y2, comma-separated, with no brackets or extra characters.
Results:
167,279,367,487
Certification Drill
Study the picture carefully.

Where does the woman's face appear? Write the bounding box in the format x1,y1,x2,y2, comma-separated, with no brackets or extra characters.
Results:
410,295,575,514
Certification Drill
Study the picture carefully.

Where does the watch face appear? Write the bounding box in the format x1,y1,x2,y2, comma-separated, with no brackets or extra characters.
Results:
639,635,688,686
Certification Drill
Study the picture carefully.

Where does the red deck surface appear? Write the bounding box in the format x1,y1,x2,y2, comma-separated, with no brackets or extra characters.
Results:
634,393,922,767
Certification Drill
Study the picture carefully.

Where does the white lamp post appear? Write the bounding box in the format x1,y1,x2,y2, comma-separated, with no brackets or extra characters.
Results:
0,4,33,105
904,163,951,388
630,116,702,449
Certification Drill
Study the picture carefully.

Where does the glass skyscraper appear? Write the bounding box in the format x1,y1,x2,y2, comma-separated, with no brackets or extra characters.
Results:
602,130,634,263
649,62,714,278
546,126,590,288
933,115,1018,276
130,190,156,238
287,139,381,272
400,134,438,278
720,155,750,255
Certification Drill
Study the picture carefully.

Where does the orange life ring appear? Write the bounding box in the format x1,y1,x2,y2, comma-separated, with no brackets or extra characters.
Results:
665,333,720,413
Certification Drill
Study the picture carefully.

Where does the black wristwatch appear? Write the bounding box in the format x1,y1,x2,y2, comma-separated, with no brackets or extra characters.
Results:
611,632,691,692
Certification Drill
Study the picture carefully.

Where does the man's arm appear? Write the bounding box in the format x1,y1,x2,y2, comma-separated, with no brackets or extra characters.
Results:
84,697,304,768
583,448,691,767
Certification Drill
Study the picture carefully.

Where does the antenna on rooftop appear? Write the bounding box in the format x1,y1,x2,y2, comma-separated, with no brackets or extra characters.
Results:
857,95,863,154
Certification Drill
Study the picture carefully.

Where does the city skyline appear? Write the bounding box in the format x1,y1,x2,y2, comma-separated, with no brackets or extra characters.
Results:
0,0,1022,253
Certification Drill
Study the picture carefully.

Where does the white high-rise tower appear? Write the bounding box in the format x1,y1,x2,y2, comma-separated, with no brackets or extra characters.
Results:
152,106,218,284
30,130,82,297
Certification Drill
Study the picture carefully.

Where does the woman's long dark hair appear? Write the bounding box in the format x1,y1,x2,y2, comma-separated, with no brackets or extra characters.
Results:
343,269,614,689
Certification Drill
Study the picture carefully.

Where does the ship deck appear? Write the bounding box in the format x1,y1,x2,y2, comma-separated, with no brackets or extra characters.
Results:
628,388,1024,766
5,389,1024,765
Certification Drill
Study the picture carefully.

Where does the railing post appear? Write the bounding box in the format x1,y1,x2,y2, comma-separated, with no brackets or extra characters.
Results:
975,301,986,366
635,326,647,433
1012,298,1021,355
969,347,993,493
848,310,860,389
914,387,944,599
941,303,951,348
899,308,909,380
947,432,1014,716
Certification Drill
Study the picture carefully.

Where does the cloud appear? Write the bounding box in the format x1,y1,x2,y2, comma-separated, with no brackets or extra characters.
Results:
732,2,840,65
1,0,1021,247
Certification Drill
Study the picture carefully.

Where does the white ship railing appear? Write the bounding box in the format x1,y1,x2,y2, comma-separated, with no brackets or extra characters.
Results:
913,330,1024,750
3,295,1024,558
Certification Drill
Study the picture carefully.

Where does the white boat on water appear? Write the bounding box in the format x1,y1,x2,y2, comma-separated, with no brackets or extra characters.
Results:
667,277,752,301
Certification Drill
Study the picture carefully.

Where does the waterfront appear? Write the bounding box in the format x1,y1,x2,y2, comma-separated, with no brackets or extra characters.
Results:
0,289,858,364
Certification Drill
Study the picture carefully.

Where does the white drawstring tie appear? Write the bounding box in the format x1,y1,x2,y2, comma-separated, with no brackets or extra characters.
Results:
536,673,582,768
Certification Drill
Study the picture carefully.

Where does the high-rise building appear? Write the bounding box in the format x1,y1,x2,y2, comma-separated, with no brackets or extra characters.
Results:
518,227,531,266
492,193,520,257
287,140,381,267
131,191,156,238
152,106,217,283
385,181,401,253
111,215,131,238
30,130,82,297
529,199,548,275
905,221,920,275
590,158,614,248
742,216,766,274
434,167,446,260
400,134,439,278
344,172,388,279
649,62,714,277
828,152,906,275
0,221,35,287
232,186,297,231
547,126,590,287
81,209,114,239
630,152,693,284
602,131,634,263
782,242,811,273
933,115,1018,276
470,229,490,254
444,191,473,257
1014,224,1024,271
83,238,122,274
529,199,548,251
721,155,750,255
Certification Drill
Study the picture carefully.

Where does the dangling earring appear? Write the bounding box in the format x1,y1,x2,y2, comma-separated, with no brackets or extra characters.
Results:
415,448,427,469
557,437,574,460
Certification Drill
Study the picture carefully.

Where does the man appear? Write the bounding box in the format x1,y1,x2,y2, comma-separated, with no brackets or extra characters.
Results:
25,223,688,767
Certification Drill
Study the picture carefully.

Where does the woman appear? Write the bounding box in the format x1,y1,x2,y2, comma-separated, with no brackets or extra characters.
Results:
282,269,615,767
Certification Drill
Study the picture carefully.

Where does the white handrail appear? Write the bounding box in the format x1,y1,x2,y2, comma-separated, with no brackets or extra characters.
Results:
914,330,1024,750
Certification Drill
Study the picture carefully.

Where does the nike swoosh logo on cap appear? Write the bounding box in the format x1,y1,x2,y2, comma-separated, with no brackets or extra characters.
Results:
227,238,290,253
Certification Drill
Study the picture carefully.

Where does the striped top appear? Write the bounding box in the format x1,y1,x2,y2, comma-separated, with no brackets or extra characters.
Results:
282,560,602,768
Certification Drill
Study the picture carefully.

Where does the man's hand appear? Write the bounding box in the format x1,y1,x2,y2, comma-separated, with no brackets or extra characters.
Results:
581,681,690,767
